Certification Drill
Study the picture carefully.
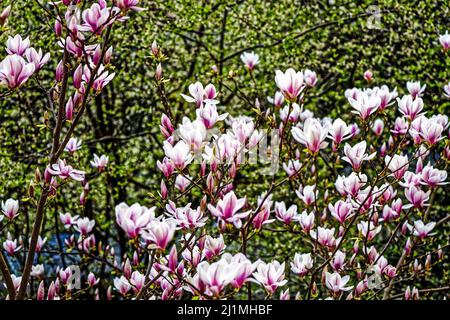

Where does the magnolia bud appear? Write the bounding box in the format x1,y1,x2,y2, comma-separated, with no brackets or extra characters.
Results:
37,280,45,300
104,46,113,65
155,63,163,81
0,5,11,26
35,167,41,183
160,179,168,200
151,40,159,56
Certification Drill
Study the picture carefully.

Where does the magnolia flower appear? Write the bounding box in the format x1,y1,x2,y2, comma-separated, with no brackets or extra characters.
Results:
397,95,424,121
325,272,353,294
296,185,317,206
439,31,450,51
274,202,298,224
391,117,409,135
25,47,50,71
47,159,85,181
420,164,448,187
329,200,353,224
6,35,30,55
163,140,193,170
275,68,304,101
74,217,95,236
114,276,131,296
363,69,373,82
372,118,384,136
181,81,218,107
115,202,155,238
221,253,258,289
252,260,287,294
328,118,352,146
1,198,19,220
90,154,109,171
240,51,259,71
303,69,318,87
348,91,380,120
418,117,445,146
404,186,430,209
80,3,112,34
142,219,176,250
59,212,79,228
342,141,376,171
290,253,313,276
31,264,45,278
204,234,226,260
267,91,285,108
178,117,207,152
385,154,409,180
292,118,330,154
282,159,301,177
3,238,21,255
408,220,436,239
310,227,338,248
64,137,82,153
280,103,301,123
115,0,145,12
0,54,35,89
196,103,228,129
207,191,250,228
357,221,381,241
167,202,207,230
406,81,426,98
196,259,237,296
297,210,315,232
335,172,368,197
174,174,191,192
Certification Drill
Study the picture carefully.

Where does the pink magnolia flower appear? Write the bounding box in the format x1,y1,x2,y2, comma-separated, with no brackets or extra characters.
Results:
357,221,381,241
142,219,176,250
439,31,450,51
376,85,397,110
328,118,352,146
391,117,409,135
3,237,21,255
290,253,313,276
156,157,175,178
399,171,422,188
83,64,115,91
87,272,100,287
34,236,47,252
280,103,301,123
25,47,50,71
114,0,145,12
64,137,82,153
174,174,191,192
59,212,79,228
404,186,430,209
297,210,315,232
342,141,376,171
408,220,436,239
47,159,85,181
418,117,445,145
397,95,424,121
420,164,448,187
310,227,339,248
196,103,228,129
90,154,109,171
252,260,288,295
329,200,354,224
167,202,207,230
385,154,409,180
275,202,298,224
267,91,284,108
207,191,250,228
1,198,19,220
253,194,275,230
129,271,145,293
222,253,258,289
178,117,207,152
240,51,259,71
296,185,317,206
282,159,301,177
407,81,426,98
331,250,346,271
80,3,114,34
0,54,35,89
204,234,226,260
363,69,373,82
372,118,384,136
348,91,380,120
291,118,330,154
182,245,204,268
0,5,11,26
274,68,304,101
181,82,218,107
335,172,368,198
74,217,95,236
113,276,131,296
303,69,318,87
196,259,238,297
163,140,193,170
6,35,30,55
115,202,155,238
325,272,353,294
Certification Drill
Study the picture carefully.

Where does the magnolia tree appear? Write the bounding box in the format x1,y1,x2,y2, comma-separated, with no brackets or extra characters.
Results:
0,1,449,300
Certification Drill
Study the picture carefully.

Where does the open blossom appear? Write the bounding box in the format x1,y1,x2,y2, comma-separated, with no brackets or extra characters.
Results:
335,172,368,197
163,140,193,170
439,31,450,51
397,95,424,121
292,117,330,154
90,154,109,171
267,91,285,108
282,159,301,177
0,54,35,89
196,103,228,129
221,253,258,289
25,47,50,71
408,220,436,239
275,202,298,224
310,227,338,248
275,68,304,101
357,221,381,241
297,210,315,232
391,117,409,135
280,103,301,123
47,159,85,181
174,174,191,192
114,276,131,296
64,137,82,153
74,217,95,236
328,118,352,146
167,202,207,229
290,253,313,276
329,200,353,224
115,202,155,238
404,186,430,209
296,185,317,206
142,219,176,250
420,164,448,187
303,69,317,87
407,81,426,98
196,258,237,296
115,0,145,12
325,272,353,294
6,35,30,55
372,118,384,136
80,3,114,34
1,198,19,220
59,212,79,228
252,260,287,294
178,117,207,152
240,51,259,71
418,117,445,145
3,235,21,255
385,154,409,180
253,194,275,229
204,234,226,260
348,91,380,120
207,191,250,228
342,141,376,171
181,82,218,107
